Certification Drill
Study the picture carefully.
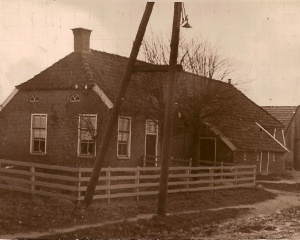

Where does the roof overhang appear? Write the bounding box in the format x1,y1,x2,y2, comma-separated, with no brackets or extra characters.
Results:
91,84,113,109
255,122,289,152
202,121,237,151
0,89,19,112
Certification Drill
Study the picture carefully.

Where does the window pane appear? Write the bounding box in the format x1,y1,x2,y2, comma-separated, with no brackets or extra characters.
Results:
118,143,128,156
81,130,93,140
33,129,40,138
81,140,93,155
33,140,40,152
40,130,46,139
146,121,157,133
118,117,130,131
80,116,96,130
40,140,45,152
122,132,129,142
81,142,88,154
33,116,41,128
40,116,46,128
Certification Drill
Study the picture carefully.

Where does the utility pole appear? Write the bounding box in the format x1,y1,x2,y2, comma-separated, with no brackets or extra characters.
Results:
83,2,154,207
157,2,182,217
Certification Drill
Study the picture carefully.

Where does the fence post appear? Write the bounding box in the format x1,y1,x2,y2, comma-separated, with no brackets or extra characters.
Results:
135,167,140,202
221,162,224,180
253,166,256,185
234,168,238,185
77,170,81,201
209,168,214,187
185,165,191,189
143,154,146,167
106,168,111,204
30,166,35,196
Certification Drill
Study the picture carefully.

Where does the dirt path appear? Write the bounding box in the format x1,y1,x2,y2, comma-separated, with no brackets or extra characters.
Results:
207,189,300,239
1,189,299,239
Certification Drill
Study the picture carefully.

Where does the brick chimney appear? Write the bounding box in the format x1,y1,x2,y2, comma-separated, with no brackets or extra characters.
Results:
72,28,92,53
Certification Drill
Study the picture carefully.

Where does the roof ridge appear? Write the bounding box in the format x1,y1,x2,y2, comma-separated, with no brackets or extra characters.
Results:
81,52,95,87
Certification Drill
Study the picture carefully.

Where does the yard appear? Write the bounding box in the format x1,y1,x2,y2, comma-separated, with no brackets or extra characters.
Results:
0,187,276,238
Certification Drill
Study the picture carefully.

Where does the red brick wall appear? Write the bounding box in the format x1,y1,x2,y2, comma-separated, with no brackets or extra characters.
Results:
0,89,158,168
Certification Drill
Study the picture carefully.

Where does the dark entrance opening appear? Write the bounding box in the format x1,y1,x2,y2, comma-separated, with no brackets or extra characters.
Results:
199,138,216,163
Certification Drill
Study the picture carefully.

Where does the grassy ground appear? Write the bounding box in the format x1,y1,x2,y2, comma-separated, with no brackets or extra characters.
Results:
0,187,276,236
260,182,300,193
45,208,246,239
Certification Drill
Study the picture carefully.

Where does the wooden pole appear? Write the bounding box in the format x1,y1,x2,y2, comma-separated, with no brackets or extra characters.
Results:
83,2,154,207
157,2,182,218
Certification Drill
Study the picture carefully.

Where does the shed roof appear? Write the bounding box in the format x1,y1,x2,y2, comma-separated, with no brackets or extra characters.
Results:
262,106,297,130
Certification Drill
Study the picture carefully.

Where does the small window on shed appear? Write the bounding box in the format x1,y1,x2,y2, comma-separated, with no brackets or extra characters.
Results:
256,152,260,161
30,95,39,102
70,94,80,102
243,152,247,161
273,153,276,161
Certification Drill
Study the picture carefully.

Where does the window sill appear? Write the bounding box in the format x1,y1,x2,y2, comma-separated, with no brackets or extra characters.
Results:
30,153,47,156
117,156,131,160
77,155,94,158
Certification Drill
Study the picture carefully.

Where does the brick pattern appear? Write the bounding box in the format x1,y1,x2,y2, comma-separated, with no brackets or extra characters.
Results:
0,89,154,168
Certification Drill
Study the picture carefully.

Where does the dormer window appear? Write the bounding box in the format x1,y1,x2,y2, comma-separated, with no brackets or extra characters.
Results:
70,94,80,102
30,95,39,102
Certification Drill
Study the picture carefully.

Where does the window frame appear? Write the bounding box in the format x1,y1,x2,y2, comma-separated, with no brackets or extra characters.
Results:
70,94,80,102
117,116,132,159
144,119,159,166
30,114,47,154
30,94,39,103
77,114,97,157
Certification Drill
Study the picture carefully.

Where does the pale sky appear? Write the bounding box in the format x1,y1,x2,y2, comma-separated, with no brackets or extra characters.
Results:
1,0,300,106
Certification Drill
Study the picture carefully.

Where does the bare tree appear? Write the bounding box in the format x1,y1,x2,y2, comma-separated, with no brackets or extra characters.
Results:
142,34,233,81
138,33,236,166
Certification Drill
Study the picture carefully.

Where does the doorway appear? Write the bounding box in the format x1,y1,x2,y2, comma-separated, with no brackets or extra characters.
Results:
199,138,216,164
145,120,158,166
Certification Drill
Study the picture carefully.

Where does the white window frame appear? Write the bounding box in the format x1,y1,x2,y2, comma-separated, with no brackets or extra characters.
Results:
144,119,159,166
77,114,97,157
30,114,47,154
117,116,132,158
30,94,39,102
70,94,80,102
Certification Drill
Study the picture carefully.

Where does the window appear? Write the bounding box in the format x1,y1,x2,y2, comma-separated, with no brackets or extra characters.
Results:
145,120,158,166
78,114,97,157
257,152,260,161
70,94,80,102
117,116,131,158
31,114,47,154
273,153,276,161
243,152,247,161
30,95,39,102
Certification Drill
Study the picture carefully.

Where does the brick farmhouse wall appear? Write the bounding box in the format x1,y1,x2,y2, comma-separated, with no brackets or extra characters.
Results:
0,89,152,167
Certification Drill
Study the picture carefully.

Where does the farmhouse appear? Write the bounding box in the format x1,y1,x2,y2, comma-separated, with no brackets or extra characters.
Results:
0,28,288,174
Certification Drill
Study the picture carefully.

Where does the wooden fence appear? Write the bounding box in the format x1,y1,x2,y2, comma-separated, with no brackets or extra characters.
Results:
0,159,256,202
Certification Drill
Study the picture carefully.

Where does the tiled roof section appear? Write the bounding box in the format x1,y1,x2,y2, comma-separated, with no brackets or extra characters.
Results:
177,72,286,152
16,49,286,152
262,106,297,130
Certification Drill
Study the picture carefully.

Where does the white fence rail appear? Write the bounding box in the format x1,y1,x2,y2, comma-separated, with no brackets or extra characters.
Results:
0,159,256,202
